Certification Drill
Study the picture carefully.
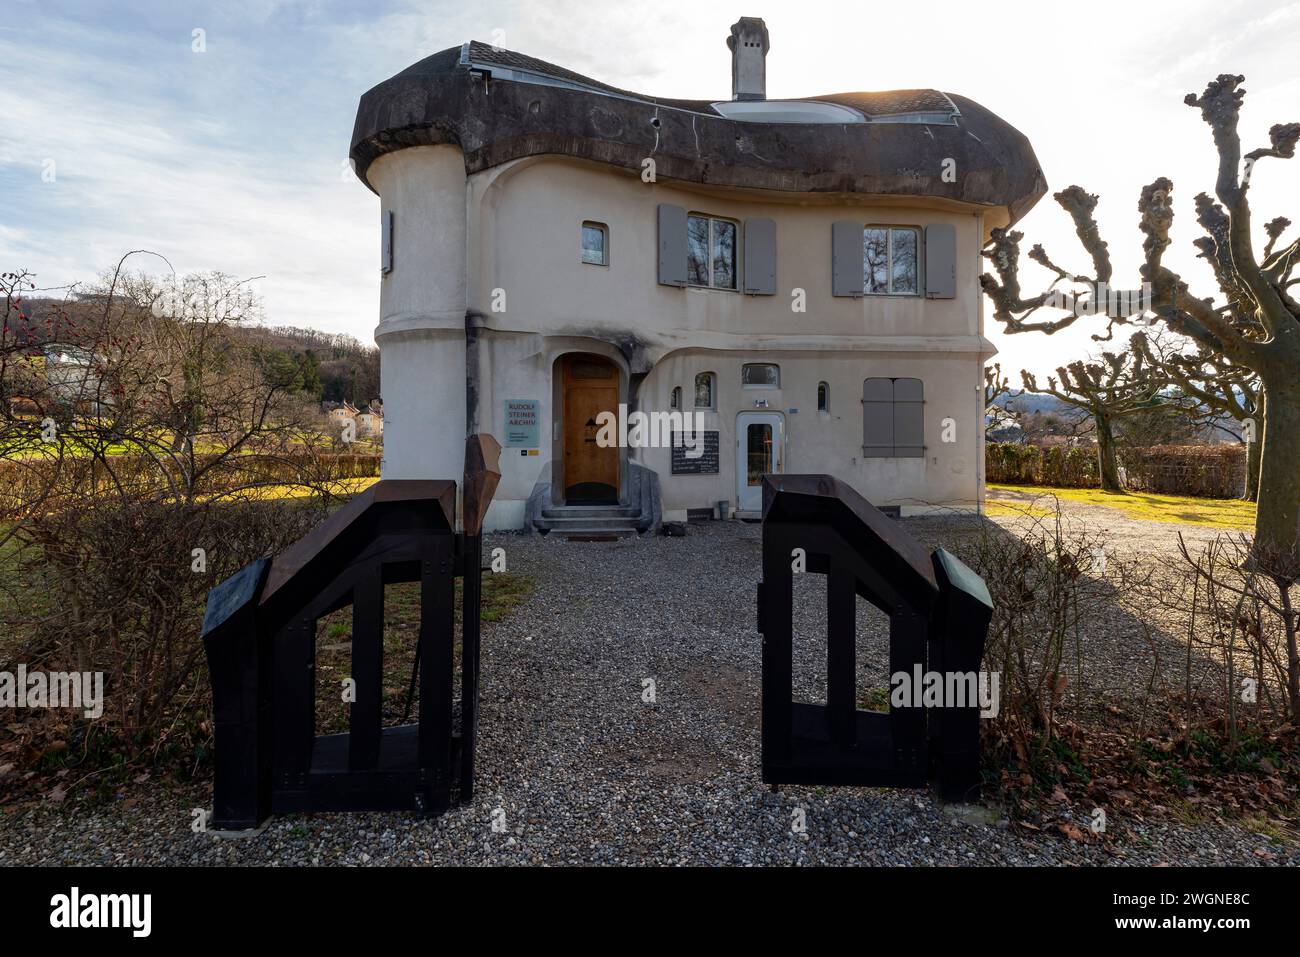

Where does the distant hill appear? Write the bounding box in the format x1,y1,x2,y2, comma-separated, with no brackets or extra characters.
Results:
991,391,1074,416
238,324,380,407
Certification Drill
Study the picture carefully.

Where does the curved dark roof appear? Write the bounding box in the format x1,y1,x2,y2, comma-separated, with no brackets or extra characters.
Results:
350,42,1045,223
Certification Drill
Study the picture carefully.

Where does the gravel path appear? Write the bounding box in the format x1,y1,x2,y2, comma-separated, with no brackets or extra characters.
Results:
1,510,1293,866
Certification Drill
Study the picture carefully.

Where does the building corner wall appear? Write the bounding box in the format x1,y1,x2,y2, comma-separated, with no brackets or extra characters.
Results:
369,145,469,486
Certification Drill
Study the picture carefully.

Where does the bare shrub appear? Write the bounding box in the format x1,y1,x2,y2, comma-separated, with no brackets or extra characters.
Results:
967,505,1157,764
0,261,355,776
4,500,325,746
1174,534,1300,729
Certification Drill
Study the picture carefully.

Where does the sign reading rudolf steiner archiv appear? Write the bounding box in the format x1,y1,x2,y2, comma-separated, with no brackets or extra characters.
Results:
504,399,540,449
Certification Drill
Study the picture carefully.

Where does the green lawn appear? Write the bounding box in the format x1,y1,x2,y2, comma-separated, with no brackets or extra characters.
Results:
987,483,1256,531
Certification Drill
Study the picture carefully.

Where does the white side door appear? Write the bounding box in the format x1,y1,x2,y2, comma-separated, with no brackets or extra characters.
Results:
736,412,784,512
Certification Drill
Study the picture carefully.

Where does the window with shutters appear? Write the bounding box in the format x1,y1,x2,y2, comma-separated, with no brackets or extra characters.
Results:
741,363,779,388
694,372,716,409
581,221,608,265
687,214,738,290
863,226,919,295
862,377,924,457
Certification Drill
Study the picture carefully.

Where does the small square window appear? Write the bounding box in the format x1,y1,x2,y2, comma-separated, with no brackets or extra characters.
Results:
581,222,608,265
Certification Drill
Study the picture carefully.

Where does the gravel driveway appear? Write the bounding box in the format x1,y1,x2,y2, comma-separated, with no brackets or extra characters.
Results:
1,510,1293,866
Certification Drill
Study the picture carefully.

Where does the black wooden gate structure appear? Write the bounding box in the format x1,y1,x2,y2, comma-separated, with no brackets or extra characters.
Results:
202,436,500,830
757,474,992,801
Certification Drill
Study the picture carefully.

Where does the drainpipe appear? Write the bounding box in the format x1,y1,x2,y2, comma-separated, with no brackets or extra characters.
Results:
465,309,485,437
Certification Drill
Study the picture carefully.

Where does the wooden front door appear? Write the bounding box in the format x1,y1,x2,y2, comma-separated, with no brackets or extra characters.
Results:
561,354,619,503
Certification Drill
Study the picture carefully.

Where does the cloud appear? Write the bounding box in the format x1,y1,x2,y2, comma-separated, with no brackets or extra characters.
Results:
2,0,1297,373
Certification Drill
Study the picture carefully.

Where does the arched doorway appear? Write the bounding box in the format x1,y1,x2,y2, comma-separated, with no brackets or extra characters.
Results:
559,353,620,504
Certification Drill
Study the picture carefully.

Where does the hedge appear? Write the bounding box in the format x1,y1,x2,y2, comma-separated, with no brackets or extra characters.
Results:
0,451,382,518
985,443,1099,488
986,442,1246,498
1121,444,1246,498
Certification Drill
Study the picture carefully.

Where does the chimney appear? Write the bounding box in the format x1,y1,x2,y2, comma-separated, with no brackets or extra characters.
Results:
727,17,769,101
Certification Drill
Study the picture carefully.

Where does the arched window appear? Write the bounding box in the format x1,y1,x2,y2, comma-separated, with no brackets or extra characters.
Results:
670,386,682,410
817,381,829,412
694,372,715,410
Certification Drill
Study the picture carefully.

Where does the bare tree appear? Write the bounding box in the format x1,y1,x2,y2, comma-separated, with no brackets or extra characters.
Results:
981,75,1299,569
983,362,1016,439
0,256,367,750
1020,349,1165,491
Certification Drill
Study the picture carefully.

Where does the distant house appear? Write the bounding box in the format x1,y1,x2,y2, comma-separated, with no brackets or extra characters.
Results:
322,399,383,440
985,411,1024,443
323,400,360,428
43,343,98,403
8,298,107,409
356,403,383,437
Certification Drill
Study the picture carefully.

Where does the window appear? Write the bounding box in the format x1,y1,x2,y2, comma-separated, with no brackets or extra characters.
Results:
581,222,608,265
670,386,682,411
741,363,779,388
863,227,918,295
570,359,614,379
687,215,737,289
694,372,715,409
817,381,829,412
862,377,923,457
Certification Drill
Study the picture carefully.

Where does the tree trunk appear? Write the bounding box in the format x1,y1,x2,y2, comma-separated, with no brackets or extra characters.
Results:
1095,414,1123,492
1244,389,1266,502
1245,428,1262,501
1279,583,1300,720
1254,380,1300,571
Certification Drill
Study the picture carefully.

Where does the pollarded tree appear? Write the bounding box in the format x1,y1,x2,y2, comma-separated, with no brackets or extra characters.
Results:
983,362,1016,439
981,75,1300,569
1020,349,1165,492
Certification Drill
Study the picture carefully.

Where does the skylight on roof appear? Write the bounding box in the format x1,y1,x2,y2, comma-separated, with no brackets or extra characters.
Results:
710,100,865,124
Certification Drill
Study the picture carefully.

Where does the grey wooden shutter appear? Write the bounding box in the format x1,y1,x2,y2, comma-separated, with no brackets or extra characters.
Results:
743,218,776,295
832,221,864,298
924,223,955,299
862,377,894,456
657,204,687,287
893,378,925,456
381,210,394,274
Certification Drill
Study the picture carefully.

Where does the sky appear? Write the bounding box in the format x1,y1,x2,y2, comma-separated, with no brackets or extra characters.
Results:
3,0,1298,379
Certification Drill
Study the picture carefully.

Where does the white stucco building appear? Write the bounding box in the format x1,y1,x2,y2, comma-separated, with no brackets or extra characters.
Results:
350,18,1045,533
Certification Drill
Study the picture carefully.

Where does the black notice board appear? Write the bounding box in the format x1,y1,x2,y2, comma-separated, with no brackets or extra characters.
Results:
671,431,719,474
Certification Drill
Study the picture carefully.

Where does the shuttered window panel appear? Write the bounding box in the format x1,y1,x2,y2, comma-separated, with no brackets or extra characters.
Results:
861,377,894,457
657,204,688,287
862,377,924,457
743,218,776,295
892,378,925,457
924,223,956,299
832,221,865,298
381,210,394,275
